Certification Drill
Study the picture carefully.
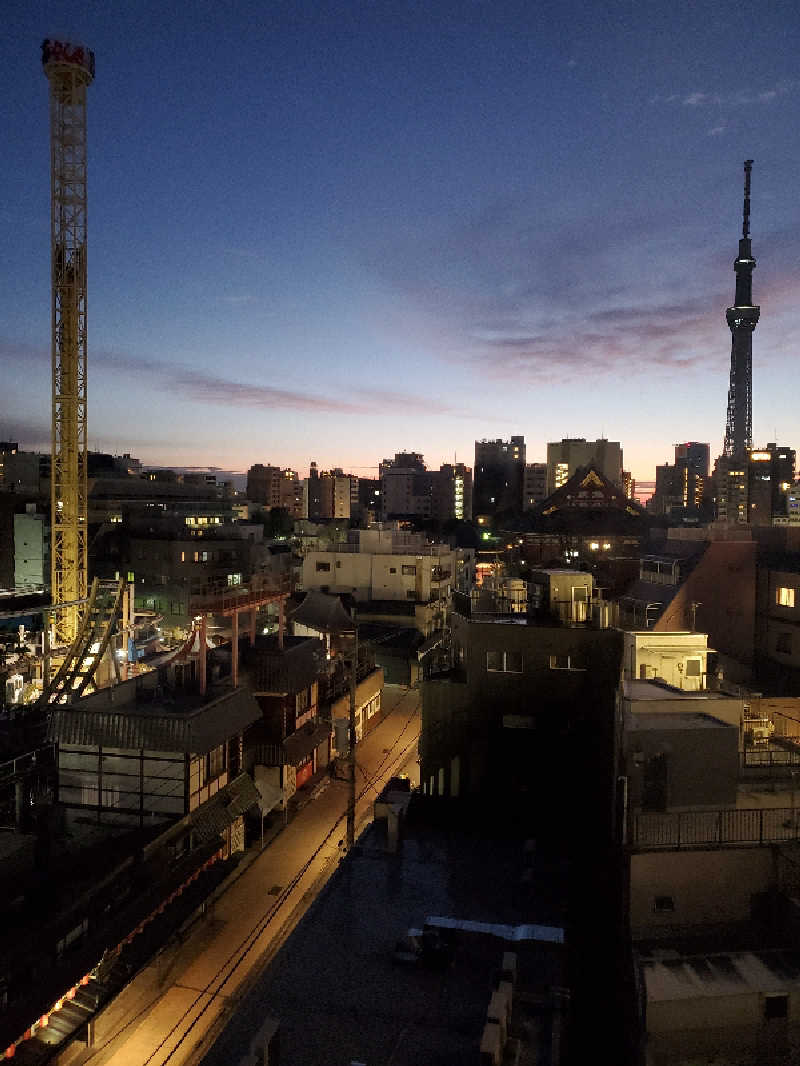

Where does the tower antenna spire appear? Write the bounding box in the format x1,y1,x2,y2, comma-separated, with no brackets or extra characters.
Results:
742,159,753,239
722,160,759,460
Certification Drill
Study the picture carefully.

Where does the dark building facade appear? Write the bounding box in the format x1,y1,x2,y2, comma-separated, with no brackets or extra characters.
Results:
474,436,525,516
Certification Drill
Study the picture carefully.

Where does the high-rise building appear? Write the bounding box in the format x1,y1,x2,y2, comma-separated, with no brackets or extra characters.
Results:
247,464,302,516
523,462,547,511
648,443,711,519
545,438,623,495
432,463,473,522
747,445,796,525
715,445,795,525
380,453,429,520
303,464,354,520
474,436,525,515
380,453,472,523
674,442,710,478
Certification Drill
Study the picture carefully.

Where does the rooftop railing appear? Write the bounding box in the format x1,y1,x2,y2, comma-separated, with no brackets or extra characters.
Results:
631,806,800,850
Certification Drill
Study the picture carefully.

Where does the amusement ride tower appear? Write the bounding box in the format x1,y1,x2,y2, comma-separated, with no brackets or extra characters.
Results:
42,39,94,646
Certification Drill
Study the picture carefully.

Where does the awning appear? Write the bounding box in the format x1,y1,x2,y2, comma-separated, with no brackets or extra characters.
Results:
190,772,262,843
283,720,331,766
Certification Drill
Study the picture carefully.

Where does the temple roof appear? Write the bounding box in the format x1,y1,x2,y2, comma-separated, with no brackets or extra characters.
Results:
526,466,648,534
291,589,356,633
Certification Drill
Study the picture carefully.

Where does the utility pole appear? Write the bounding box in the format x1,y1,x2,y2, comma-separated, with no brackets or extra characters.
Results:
346,625,358,848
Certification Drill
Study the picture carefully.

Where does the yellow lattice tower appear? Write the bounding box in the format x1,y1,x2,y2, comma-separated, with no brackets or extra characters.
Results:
42,40,94,646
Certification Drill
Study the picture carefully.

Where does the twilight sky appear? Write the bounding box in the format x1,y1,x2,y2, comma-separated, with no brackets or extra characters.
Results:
2,0,799,485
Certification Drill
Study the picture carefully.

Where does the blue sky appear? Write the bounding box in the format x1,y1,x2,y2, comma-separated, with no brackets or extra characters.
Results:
2,0,799,484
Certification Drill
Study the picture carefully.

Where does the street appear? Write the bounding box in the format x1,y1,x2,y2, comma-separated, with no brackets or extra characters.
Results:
68,685,420,1066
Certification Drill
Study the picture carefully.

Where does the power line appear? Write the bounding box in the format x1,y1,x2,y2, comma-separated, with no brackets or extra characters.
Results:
134,690,420,1066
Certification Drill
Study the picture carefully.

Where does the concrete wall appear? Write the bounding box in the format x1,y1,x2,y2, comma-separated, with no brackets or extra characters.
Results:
625,716,739,808
630,848,775,939
303,550,455,604
647,990,762,1036
625,694,743,729
654,540,757,680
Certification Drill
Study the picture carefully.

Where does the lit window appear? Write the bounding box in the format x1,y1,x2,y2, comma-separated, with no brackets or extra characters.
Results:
777,587,796,608
589,542,599,551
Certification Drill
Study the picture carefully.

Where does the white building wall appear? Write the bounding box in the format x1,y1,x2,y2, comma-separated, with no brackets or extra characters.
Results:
302,548,455,603
624,631,710,690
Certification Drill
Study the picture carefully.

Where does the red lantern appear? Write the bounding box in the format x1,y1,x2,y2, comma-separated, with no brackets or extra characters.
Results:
39,1016,48,1028
66,987,76,1000
80,975,89,986
5,1045,16,1058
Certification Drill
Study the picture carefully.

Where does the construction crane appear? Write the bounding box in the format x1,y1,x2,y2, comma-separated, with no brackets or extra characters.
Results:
42,39,94,648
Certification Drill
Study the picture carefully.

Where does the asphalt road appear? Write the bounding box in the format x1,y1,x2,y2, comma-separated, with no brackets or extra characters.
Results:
75,685,420,1066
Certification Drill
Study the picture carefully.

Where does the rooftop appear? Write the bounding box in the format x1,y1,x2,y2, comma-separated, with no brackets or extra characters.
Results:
200,811,568,1066
624,680,735,701
47,677,262,754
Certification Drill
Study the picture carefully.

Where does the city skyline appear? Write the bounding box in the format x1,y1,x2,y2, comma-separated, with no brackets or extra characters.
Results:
2,1,800,483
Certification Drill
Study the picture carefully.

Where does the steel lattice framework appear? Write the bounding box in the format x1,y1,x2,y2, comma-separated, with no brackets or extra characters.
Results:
723,160,759,458
42,40,94,646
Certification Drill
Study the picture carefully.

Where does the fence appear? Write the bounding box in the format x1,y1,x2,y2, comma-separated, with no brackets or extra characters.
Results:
741,748,800,769
632,807,800,850
0,743,57,786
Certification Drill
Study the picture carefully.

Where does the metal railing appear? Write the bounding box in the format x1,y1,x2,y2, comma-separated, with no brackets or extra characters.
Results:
742,748,800,768
632,807,800,850
0,744,57,786
312,542,451,556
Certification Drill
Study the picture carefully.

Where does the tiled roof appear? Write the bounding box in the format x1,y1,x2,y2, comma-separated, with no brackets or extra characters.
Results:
190,773,261,843
48,687,262,754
